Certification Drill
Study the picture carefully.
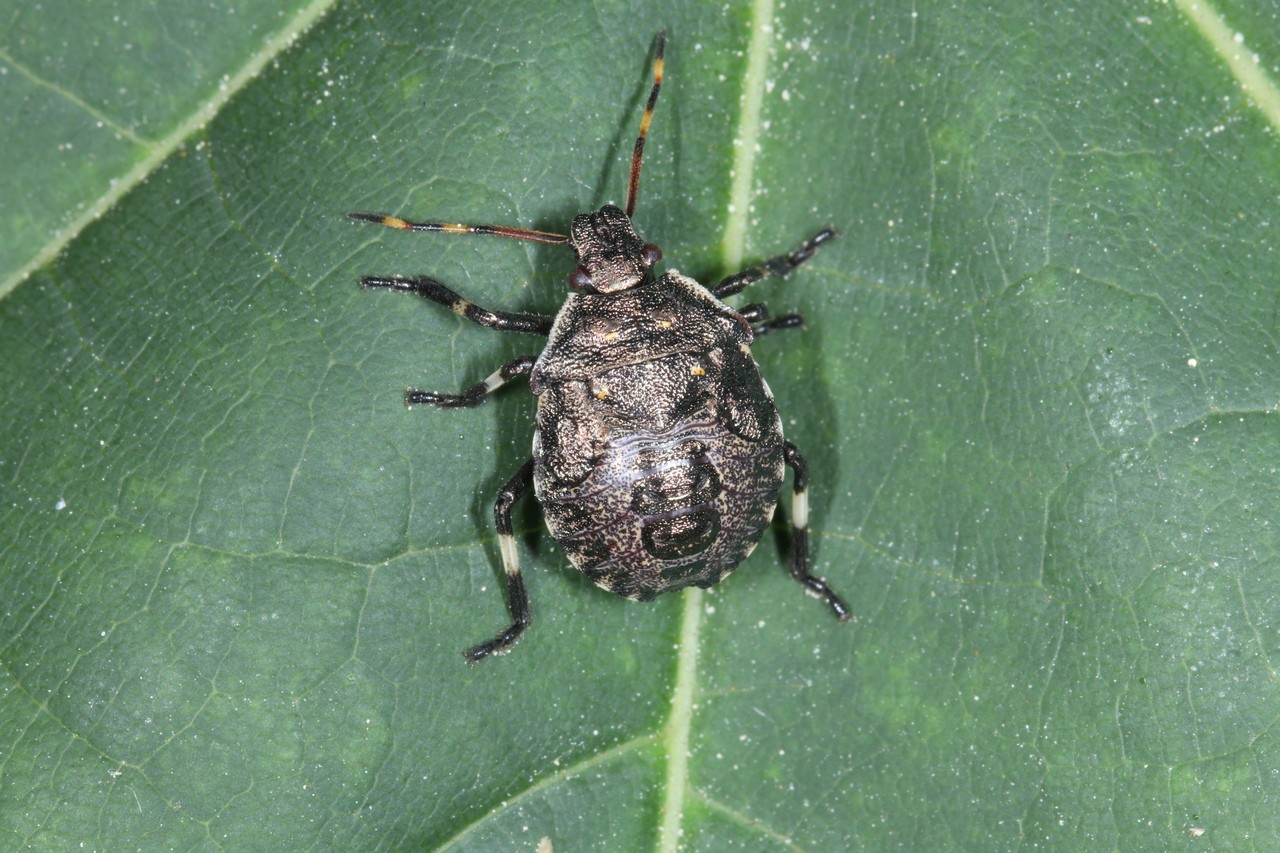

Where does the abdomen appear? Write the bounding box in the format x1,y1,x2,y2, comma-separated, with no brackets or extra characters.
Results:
536,413,785,600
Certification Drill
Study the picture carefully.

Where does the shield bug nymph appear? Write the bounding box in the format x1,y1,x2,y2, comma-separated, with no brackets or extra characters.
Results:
351,30,851,663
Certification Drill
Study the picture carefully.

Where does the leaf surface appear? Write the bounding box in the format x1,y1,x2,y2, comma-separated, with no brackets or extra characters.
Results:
3,1,1279,849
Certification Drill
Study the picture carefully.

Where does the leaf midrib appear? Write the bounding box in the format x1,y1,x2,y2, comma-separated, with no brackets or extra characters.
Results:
1173,0,1280,133
658,3,777,850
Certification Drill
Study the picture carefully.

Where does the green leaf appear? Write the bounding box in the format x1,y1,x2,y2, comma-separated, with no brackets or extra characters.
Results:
0,0,329,293
4,0,1280,849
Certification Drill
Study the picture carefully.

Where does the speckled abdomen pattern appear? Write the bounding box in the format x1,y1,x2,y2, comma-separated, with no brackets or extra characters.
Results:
537,414,785,600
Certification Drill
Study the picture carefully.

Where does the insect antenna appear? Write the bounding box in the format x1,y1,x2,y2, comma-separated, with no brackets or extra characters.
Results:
346,212,570,245
624,29,666,219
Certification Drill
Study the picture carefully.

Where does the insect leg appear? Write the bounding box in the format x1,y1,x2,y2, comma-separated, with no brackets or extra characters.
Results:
361,275,554,335
406,355,536,408
783,441,852,622
464,458,536,664
738,303,805,338
712,227,837,299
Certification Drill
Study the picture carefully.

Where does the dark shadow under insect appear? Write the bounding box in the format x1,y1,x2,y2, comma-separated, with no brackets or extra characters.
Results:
350,30,850,664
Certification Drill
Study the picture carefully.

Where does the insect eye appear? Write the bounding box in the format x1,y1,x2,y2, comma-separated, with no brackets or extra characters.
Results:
569,266,593,290
642,243,663,267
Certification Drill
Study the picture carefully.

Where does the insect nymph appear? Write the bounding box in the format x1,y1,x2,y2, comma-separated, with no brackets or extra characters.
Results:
351,31,850,663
